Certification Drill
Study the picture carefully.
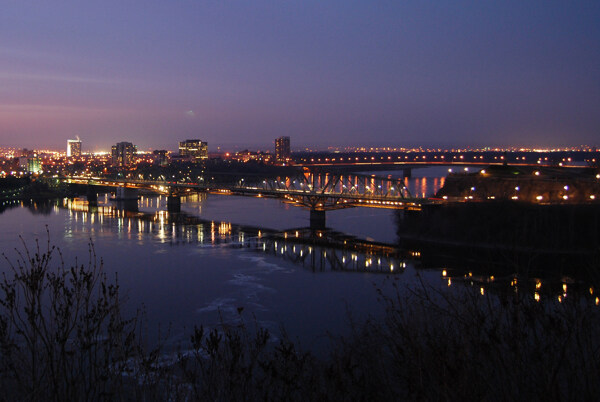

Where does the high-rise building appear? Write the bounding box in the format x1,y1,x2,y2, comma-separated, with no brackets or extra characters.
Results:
275,136,291,162
111,142,137,167
179,140,208,161
27,155,42,174
67,139,82,157
19,151,41,173
153,150,169,166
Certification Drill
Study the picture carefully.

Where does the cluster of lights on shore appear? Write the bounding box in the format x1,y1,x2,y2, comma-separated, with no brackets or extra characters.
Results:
439,168,600,202
441,269,600,305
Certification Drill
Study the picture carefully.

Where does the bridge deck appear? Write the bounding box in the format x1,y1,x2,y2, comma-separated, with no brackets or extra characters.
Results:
65,174,428,211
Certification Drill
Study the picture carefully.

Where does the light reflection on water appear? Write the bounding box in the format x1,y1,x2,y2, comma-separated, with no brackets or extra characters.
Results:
0,194,427,349
63,197,408,276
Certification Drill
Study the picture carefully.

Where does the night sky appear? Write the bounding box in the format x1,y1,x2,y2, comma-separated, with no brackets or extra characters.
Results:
1,1,599,152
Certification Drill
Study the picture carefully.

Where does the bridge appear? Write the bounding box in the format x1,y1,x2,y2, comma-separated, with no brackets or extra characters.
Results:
293,150,599,174
64,170,427,229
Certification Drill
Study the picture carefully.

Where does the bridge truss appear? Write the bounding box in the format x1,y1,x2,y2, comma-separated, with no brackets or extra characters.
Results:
65,169,424,211
226,170,417,210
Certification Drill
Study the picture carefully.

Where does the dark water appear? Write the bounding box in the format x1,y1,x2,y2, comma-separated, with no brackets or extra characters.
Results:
0,167,448,350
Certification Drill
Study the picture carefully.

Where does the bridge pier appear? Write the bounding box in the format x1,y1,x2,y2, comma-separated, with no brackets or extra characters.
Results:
114,199,139,212
310,209,326,230
86,187,98,205
114,187,139,200
167,195,181,213
112,187,139,212
403,168,412,178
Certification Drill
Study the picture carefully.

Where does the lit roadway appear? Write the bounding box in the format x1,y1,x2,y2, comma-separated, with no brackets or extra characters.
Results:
64,171,426,212
293,149,598,171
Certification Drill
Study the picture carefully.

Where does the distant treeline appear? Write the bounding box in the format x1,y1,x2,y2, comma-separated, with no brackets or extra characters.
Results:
0,176,30,190
0,176,70,201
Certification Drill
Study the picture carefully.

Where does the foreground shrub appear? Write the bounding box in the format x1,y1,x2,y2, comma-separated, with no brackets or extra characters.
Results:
0,236,140,401
1,236,598,401
342,278,600,401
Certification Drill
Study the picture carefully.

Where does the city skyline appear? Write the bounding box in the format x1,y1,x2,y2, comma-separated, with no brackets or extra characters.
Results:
1,1,599,151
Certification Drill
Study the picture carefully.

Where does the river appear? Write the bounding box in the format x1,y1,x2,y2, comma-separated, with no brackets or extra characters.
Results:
4,166,584,351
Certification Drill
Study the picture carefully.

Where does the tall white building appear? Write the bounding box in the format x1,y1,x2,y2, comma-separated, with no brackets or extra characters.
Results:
67,139,82,157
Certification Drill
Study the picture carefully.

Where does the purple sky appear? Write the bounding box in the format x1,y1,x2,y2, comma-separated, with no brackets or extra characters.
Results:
1,1,599,152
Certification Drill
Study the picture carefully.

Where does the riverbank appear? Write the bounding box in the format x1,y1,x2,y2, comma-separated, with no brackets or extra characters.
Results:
437,164,600,203
396,201,600,282
0,176,72,202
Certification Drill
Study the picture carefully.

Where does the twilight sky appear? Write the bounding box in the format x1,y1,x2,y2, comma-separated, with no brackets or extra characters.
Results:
1,1,599,152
